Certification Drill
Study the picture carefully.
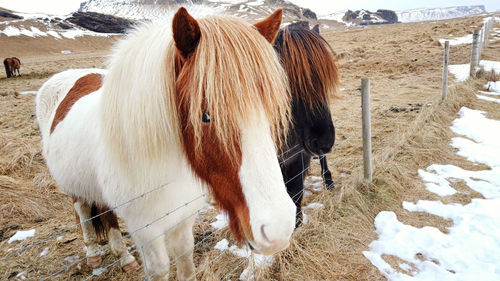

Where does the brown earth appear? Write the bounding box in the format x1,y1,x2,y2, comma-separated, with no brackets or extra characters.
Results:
0,13,499,281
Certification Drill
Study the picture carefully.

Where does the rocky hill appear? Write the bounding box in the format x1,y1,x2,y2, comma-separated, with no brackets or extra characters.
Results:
342,9,398,25
67,12,133,33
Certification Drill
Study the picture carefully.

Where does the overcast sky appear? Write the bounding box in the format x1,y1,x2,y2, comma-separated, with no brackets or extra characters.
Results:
0,0,497,16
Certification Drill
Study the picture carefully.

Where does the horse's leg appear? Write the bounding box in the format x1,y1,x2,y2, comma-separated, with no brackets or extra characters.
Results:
166,217,196,281
73,198,102,268
99,208,139,272
320,156,334,189
132,227,170,281
284,153,311,228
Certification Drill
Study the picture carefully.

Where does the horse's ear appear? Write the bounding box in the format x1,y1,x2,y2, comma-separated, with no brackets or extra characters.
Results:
254,9,282,43
312,24,320,35
172,7,201,59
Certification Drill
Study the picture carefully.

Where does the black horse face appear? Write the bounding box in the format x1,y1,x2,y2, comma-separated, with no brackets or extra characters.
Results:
292,99,335,156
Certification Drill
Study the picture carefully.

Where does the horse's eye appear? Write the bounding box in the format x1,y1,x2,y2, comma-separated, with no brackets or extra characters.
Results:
202,113,211,123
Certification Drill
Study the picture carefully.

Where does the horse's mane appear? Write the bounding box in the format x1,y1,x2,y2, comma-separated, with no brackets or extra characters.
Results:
100,16,290,168
274,26,339,110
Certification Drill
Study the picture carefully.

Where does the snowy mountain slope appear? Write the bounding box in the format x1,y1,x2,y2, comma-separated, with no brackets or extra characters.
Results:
396,5,486,23
320,5,487,24
78,0,317,22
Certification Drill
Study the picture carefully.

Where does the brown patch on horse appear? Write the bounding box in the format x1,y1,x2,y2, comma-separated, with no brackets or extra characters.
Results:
274,27,339,110
89,204,120,243
254,8,282,43
174,53,252,244
50,73,102,134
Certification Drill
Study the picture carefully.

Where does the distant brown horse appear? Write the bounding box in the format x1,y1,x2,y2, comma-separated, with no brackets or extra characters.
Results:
3,57,21,78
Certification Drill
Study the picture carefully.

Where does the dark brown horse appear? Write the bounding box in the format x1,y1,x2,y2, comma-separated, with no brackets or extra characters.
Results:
275,23,339,226
3,57,21,78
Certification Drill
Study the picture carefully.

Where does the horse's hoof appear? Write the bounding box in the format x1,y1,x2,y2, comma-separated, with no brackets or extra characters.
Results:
122,260,140,272
87,254,102,268
325,180,335,190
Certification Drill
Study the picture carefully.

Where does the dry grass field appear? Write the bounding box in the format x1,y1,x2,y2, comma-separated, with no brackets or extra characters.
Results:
0,13,499,280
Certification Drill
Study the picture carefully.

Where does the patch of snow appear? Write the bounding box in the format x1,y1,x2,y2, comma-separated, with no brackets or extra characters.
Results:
319,10,347,22
479,60,500,74
303,202,324,210
92,267,106,276
60,29,85,39
56,235,63,241
448,64,469,82
61,50,72,54
450,107,500,167
46,30,61,39
19,28,36,37
364,206,500,280
485,81,500,92
418,168,457,196
16,272,27,280
439,34,472,46
302,213,309,225
64,254,80,264
8,229,36,243
30,27,47,37
19,91,37,95
477,94,500,103
304,176,323,192
2,26,21,36
420,164,500,199
40,247,50,257
214,238,274,281
364,104,500,280
210,212,229,230
478,90,500,96
449,60,500,82
246,0,264,6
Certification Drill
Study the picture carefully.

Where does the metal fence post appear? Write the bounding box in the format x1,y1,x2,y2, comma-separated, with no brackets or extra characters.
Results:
361,77,372,182
441,41,450,101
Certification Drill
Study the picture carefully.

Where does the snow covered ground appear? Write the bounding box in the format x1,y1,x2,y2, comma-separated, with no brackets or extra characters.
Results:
0,24,119,39
8,229,36,244
438,34,473,46
448,60,500,82
363,66,500,279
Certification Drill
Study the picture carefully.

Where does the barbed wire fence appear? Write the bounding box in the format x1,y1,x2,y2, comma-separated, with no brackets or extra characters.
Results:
1,16,496,281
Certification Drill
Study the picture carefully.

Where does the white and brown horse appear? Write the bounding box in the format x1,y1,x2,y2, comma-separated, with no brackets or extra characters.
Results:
36,8,296,280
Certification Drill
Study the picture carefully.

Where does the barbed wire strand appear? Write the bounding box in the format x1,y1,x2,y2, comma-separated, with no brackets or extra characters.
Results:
1,181,174,261
42,193,207,280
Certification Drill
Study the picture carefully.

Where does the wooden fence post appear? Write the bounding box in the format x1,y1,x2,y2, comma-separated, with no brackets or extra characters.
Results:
478,28,483,59
441,40,450,101
361,77,372,182
469,30,480,78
